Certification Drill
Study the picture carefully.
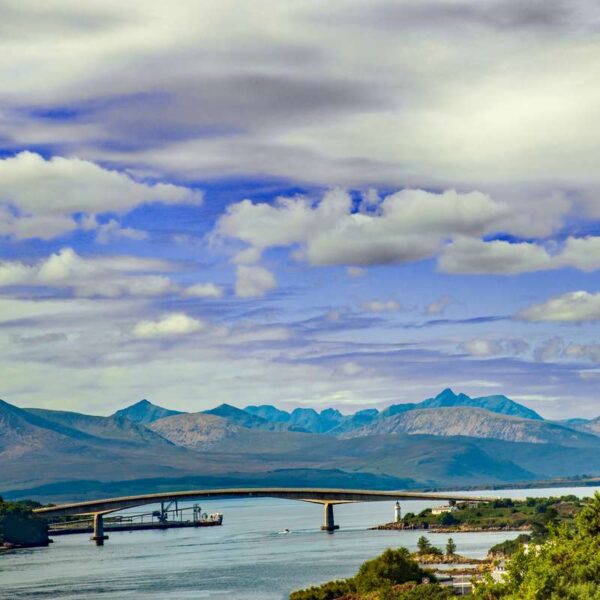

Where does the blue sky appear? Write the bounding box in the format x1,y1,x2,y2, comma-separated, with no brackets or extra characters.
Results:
1,0,600,418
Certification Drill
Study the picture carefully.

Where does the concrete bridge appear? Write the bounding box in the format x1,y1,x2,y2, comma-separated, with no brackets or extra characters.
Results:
34,487,494,545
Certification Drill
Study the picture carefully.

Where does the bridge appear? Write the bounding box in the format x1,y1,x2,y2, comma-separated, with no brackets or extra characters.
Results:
34,487,494,545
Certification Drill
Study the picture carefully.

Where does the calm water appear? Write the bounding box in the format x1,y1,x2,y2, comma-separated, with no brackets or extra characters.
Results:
1,486,599,600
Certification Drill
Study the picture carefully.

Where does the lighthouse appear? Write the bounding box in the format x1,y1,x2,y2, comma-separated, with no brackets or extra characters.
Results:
394,501,401,523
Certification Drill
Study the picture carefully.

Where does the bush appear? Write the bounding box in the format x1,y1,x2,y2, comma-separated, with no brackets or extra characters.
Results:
289,578,355,600
440,512,458,526
355,548,431,593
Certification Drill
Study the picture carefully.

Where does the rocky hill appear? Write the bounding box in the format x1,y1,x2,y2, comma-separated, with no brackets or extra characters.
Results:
344,407,595,446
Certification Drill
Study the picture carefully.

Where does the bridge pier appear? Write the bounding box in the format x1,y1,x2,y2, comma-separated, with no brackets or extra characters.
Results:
321,503,339,532
90,513,109,546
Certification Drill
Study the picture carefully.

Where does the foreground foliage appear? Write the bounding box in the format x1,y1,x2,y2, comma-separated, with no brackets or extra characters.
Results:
290,547,453,600
0,497,48,547
474,492,600,599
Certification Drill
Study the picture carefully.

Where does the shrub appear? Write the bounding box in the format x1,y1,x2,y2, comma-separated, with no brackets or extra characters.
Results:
355,548,431,593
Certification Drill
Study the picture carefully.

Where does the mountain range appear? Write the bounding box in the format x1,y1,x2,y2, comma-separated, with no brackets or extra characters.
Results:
3,389,600,503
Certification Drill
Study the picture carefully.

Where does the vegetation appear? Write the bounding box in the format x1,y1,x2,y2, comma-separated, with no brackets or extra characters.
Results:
416,536,442,556
445,538,456,556
398,496,583,531
487,534,532,558
290,547,453,600
474,492,600,599
0,496,49,547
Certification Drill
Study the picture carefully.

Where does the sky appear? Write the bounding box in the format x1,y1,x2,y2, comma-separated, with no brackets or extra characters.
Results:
1,0,600,418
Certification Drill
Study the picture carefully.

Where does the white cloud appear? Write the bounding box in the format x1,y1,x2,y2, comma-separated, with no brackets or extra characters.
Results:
232,246,262,265
459,337,529,357
440,236,600,274
360,300,402,313
183,283,223,298
425,295,455,316
0,248,177,298
217,188,507,267
0,152,201,239
518,291,600,322
235,265,277,298
133,312,204,338
94,218,149,244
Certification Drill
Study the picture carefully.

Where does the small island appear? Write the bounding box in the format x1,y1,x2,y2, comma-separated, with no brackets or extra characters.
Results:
372,495,583,533
0,497,49,550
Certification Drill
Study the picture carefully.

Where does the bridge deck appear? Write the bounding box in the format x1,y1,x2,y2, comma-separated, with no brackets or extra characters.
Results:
34,487,495,518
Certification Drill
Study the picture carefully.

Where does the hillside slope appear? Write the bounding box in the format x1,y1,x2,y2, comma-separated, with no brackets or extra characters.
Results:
344,407,597,446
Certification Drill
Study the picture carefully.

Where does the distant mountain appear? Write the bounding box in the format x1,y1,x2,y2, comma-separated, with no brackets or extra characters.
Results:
112,399,182,424
0,398,209,492
418,388,543,420
6,395,600,503
245,405,291,423
245,389,543,435
574,416,600,437
28,408,171,446
148,412,240,450
344,407,595,446
203,403,291,431
243,405,343,433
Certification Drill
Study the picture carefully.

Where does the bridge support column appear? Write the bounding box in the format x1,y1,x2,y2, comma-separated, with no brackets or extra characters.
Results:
91,513,109,546
321,503,339,532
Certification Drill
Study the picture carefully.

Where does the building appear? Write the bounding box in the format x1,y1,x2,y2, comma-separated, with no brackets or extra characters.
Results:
431,505,458,515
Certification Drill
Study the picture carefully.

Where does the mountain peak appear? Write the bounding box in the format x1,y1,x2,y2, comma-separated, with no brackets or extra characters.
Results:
112,399,182,424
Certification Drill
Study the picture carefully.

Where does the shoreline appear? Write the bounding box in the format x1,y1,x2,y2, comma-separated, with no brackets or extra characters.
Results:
370,522,531,533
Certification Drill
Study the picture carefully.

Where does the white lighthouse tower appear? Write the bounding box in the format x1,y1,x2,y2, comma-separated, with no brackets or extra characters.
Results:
394,501,401,523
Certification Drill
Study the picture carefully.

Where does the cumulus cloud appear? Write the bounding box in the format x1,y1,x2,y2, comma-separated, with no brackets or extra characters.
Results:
440,236,600,274
217,188,508,267
235,265,277,298
360,300,402,313
0,152,201,239
183,283,224,298
133,312,204,338
518,291,600,322
0,248,177,298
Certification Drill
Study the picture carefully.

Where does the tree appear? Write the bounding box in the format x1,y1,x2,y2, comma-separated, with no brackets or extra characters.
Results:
354,548,430,593
417,536,432,554
474,492,600,599
440,512,458,526
445,538,456,556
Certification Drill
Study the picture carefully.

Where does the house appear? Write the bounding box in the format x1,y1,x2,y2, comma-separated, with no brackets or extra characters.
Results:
431,505,458,515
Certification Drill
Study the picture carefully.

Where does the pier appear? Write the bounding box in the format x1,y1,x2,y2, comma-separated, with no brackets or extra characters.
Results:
48,502,222,544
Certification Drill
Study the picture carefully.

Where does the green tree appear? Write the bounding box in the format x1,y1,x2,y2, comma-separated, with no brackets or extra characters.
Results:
440,511,458,526
354,548,430,593
474,492,600,599
417,536,432,554
445,538,456,556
